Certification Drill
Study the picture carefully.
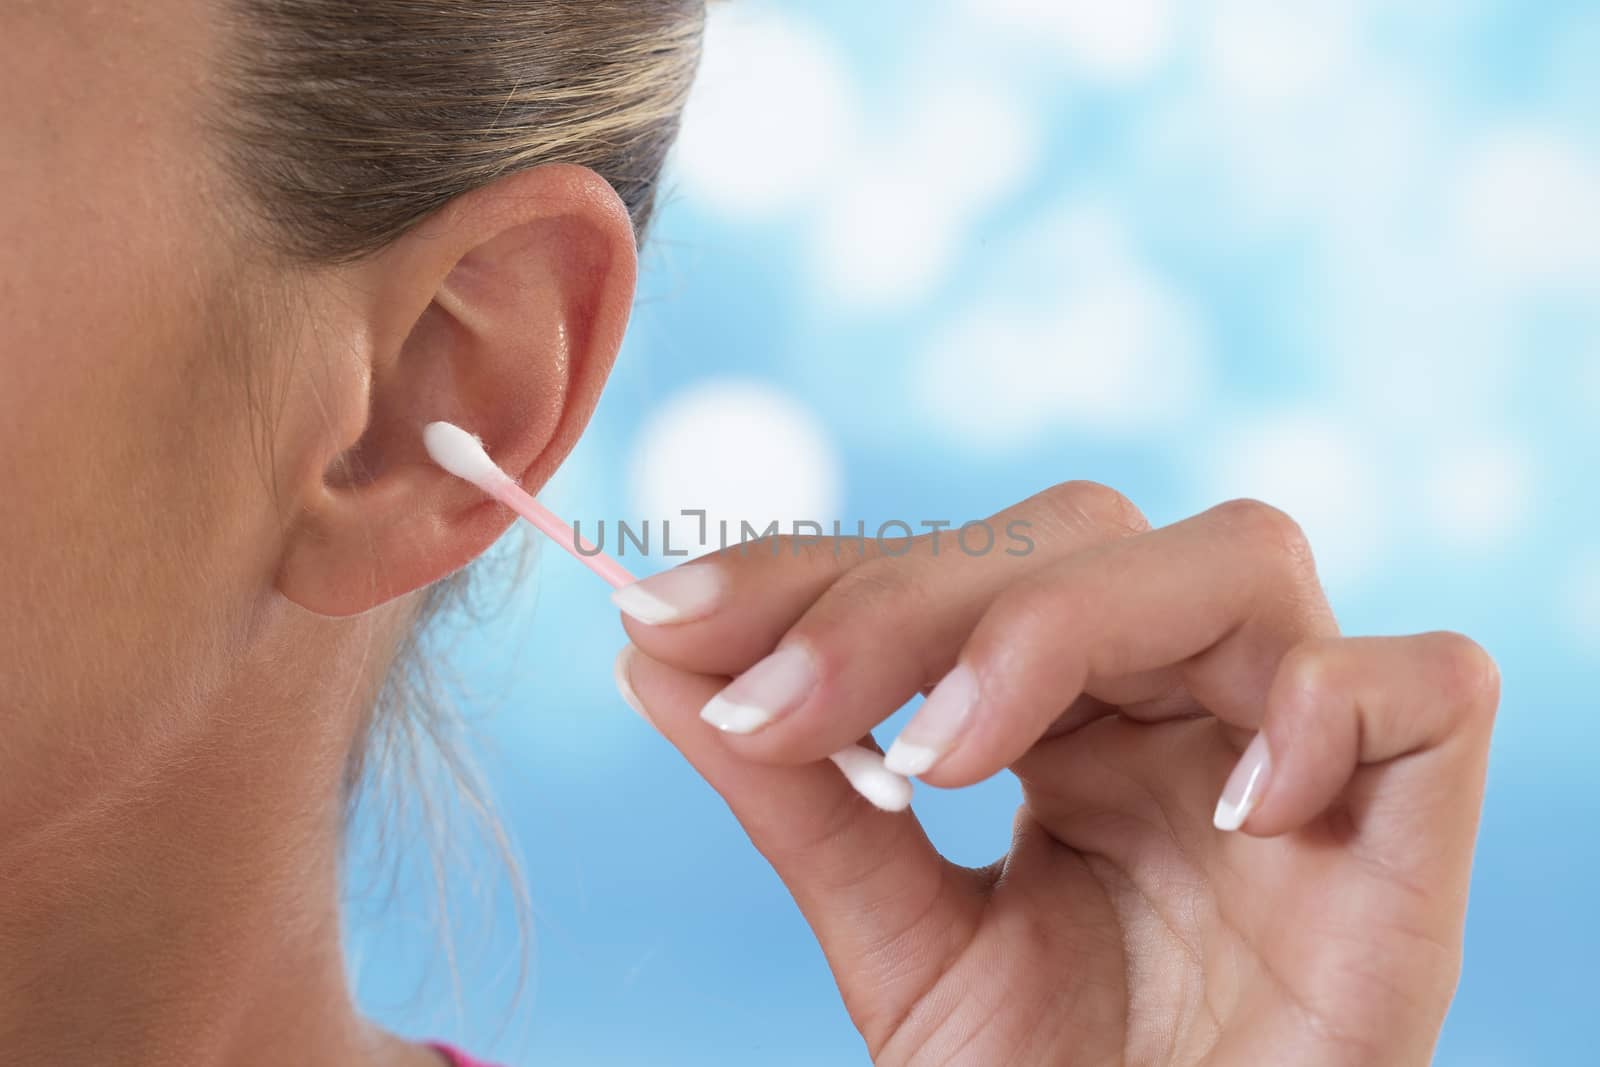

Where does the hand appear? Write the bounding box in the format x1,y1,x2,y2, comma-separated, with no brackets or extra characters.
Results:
612,483,1499,1066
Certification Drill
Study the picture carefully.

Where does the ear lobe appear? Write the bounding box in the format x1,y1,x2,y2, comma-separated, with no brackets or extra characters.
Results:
273,164,638,619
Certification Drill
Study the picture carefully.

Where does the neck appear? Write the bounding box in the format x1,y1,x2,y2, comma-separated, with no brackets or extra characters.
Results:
0,606,417,1067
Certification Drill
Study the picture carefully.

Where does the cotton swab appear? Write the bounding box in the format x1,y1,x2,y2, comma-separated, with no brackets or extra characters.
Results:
421,421,914,814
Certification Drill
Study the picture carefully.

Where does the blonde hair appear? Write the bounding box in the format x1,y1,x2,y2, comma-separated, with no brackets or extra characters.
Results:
214,0,704,263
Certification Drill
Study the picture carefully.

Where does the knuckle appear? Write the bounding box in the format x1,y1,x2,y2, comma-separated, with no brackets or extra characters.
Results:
1035,479,1150,537
792,559,923,664
985,576,1054,634
716,531,849,576
1429,630,1502,723
1276,638,1340,705
834,556,921,609
787,531,853,573
709,531,784,566
1213,497,1316,575
975,568,1088,668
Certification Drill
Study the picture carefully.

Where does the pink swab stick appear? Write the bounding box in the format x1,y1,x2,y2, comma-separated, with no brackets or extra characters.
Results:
421,421,913,813
424,429,635,590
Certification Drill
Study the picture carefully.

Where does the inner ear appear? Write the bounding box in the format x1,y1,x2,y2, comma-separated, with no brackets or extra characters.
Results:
339,216,609,496
324,300,466,490
273,164,637,619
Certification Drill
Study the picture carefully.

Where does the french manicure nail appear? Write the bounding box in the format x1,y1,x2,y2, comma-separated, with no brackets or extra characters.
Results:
699,643,816,734
1213,731,1272,832
614,645,650,723
883,662,979,776
611,564,726,625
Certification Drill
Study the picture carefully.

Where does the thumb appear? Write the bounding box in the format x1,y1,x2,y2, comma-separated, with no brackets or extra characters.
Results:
616,643,984,1044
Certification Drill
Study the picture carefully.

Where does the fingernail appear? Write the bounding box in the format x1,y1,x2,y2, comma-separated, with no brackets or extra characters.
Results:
614,645,651,724
699,643,816,734
1213,731,1272,832
883,662,979,776
611,564,726,625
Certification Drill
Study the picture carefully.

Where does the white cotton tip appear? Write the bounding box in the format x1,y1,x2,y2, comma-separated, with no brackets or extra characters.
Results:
828,747,914,813
422,421,510,492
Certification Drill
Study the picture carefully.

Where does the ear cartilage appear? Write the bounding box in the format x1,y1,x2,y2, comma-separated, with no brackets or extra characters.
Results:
421,420,913,813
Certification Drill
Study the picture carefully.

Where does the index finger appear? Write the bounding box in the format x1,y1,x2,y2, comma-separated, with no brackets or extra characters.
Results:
611,481,1146,679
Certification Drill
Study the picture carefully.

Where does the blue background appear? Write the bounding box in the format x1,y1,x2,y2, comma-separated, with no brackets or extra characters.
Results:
347,2,1600,1063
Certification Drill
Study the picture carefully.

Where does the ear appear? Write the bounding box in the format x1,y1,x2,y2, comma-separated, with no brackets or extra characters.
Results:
273,164,638,618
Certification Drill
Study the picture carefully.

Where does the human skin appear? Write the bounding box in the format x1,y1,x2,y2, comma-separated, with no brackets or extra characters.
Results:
1,3,635,1066
0,3,1498,1067
615,492,1499,1065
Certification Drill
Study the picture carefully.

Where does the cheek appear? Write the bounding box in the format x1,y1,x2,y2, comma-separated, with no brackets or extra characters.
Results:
0,151,272,812
0,2,288,824
0,249,271,759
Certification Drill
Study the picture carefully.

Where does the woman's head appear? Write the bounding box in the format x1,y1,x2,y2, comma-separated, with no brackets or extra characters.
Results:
0,0,702,829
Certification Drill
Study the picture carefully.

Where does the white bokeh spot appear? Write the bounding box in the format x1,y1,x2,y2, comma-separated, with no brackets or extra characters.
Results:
812,166,962,309
1201,411,1387,588
671,3,858,219
916,203,1209,446
1422,439,1536,553
965,0,1177,83
905,80,1040,211
627,381,844,557
1206,0,1362,105
1450,129,1600,288
811,79,1040,309
917,310,1062,446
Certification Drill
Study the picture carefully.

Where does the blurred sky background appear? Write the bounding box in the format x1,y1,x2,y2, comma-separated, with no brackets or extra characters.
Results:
346,1,1600,1063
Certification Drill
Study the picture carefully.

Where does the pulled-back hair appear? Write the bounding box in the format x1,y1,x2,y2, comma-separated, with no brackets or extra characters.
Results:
215,0,703,263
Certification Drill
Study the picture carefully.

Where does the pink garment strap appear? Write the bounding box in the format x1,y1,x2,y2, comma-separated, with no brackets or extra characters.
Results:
426,1042,506,1067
